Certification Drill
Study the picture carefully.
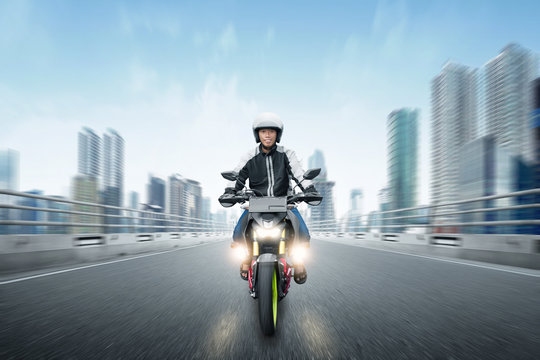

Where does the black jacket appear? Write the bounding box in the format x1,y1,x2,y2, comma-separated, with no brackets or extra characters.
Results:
229,144,311,196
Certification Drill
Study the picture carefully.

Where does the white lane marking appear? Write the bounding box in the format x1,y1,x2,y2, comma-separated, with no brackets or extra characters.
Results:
0,241,223,285
315,238,540,278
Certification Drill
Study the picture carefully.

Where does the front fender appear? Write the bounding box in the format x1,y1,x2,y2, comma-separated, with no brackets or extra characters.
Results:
257,253,278,263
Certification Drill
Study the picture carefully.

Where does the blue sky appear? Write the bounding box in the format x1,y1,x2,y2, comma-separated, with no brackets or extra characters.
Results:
1,0,539,215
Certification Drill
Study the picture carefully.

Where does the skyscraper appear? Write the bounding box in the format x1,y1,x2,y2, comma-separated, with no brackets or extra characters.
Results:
377,186,391,232
484,44,537,163
349,189,363,213
169,174,187,228
431,62,478,217
307,150,335,228
18,190,46,235
387,108,419,211
533,78,540,187
128,191,139,231
71,174,101,234
202,197,211,222
102,129,124,233
532,78,540,233
308,149,327,181
129,191,139,210
0,149,19,235
458,135,513,234
102,129,124,206
346,189,364,232
78,127,101,178
0,149,19,191
185,179,202,220
47,196,70,235
168,174,204,231
147,175,166,212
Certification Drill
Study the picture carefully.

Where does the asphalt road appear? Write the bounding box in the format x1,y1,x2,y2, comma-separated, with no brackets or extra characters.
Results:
2,239,539,359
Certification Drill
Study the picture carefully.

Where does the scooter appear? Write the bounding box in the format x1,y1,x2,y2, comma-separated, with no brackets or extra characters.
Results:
219,168,322,335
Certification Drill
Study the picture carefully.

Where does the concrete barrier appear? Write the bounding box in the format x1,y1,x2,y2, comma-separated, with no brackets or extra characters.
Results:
315,232,540,270
0,233,229,274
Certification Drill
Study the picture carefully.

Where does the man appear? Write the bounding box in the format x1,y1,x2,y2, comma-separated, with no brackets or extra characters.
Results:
220,112,318,284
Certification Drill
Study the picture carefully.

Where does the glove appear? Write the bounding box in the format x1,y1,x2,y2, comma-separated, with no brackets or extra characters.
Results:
223,187,237,196
219,188,238,207
304,184,318,195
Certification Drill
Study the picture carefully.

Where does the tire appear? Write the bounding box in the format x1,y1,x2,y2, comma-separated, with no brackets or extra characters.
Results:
258,262,278,335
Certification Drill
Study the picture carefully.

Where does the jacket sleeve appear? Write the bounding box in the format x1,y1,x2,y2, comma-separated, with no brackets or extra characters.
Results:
227,147,257,191
285,148,312,189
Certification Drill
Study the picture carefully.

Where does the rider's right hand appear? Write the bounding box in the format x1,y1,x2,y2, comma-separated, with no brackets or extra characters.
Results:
223,187,237,195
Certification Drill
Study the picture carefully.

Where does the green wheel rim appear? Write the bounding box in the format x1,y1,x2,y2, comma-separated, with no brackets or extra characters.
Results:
272,267,277,327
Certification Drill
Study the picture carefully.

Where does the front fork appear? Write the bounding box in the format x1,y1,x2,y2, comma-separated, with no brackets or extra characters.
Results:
249,246,292,299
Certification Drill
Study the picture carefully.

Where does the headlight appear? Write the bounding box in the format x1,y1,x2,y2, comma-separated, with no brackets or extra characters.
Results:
255,227,282,239
291,245,308,263
233,246,248,261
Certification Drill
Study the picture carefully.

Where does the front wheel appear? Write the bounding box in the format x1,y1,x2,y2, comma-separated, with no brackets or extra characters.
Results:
258,262,278,335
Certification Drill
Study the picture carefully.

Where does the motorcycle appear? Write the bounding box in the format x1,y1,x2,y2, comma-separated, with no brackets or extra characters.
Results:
219,168,322,335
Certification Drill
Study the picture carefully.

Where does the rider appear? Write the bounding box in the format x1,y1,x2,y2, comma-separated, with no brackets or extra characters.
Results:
220,112,319,284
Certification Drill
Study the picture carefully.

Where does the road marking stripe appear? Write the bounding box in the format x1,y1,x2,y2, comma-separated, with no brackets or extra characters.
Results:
316,238,540,278
0,241,221,285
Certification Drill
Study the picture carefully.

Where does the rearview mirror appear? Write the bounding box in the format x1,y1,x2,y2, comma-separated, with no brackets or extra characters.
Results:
303,168,321,180
221,171,239,182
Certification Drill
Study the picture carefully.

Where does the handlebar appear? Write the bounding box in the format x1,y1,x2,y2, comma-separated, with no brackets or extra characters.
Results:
219,191,322,207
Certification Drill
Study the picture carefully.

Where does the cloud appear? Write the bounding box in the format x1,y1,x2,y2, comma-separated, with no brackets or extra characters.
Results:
0,72,259,213
217,23,238,55
371,0,409,55
129,61,158,92
118,5,180,37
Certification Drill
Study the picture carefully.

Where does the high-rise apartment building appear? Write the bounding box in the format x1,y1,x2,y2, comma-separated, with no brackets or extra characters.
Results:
431,62,478,216
185,179,202,221
169,174,187,225
102,129,124,206
168,174,204,231
78,127,101,177
71,174,101,234
0,149,19,235
387,108,419,211
102,129,124,232
484,44,537,163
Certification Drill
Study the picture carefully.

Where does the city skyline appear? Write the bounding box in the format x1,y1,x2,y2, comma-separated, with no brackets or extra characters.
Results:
1,1,539,216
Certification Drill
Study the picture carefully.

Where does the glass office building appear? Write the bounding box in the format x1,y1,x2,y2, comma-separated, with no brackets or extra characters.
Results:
458,136,512,234
387,108,419,211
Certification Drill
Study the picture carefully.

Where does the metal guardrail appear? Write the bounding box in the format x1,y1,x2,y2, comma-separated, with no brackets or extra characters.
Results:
308,188,540,235
2,188,539,236
0,189,232,235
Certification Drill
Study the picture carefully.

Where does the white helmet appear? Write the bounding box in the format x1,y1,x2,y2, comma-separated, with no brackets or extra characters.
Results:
252,112,284,143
